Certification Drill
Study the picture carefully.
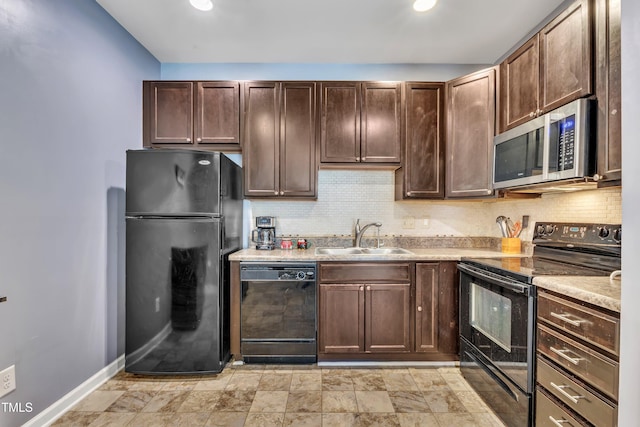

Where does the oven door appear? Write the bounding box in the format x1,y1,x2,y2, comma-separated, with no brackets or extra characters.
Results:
459,263,535,393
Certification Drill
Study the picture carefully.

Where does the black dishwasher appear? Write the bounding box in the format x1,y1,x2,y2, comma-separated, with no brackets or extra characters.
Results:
240,262,317,363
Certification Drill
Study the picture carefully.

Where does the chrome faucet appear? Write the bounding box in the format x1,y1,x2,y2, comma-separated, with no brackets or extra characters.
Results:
354,219,382,248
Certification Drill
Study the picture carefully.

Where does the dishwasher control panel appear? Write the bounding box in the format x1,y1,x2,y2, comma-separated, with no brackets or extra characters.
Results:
240,262,316,281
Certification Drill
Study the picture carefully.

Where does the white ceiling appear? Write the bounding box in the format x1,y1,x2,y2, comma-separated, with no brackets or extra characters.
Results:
96,0,567,65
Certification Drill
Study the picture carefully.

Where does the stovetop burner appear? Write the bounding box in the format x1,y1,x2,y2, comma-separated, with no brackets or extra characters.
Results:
462,222,622,283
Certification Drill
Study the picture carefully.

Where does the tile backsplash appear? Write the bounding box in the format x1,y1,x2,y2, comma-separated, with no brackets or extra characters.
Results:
249,170,622,242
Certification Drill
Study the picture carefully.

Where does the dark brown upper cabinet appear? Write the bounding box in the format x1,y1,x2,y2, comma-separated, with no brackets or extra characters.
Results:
243,81,317,199
143,81,241,151
320,81,401,165
395,82,445,199
446,68,497,199
595,0,621,186
500,0,592,132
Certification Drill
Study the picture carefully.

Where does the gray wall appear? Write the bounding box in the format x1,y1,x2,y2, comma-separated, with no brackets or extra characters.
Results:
619,0,640,423
0,0,159,425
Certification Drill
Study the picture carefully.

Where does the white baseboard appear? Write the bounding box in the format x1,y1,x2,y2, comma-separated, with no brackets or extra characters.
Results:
23,355,125,427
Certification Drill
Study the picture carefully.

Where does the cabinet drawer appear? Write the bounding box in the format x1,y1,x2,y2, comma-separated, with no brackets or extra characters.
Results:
536,389,588,427
537,357,617,427
538,324,619,400
318,263,411,283
538,291,620,356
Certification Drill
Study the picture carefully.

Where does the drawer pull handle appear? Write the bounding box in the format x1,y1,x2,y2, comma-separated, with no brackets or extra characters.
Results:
548,416,573,427
550,311,586,327
550,381,584,404
550,346,584,365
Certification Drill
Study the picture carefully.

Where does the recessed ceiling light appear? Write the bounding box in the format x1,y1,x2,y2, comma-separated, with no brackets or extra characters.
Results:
190,0,213,12
413,0,437,12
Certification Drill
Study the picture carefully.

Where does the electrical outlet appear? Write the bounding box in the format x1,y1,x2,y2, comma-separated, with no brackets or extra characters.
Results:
0,365,16,398
155,297,160,313
402,216,415,229
422,218,430,227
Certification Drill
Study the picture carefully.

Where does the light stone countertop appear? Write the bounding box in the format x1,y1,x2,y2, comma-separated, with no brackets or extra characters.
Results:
229,247,521,262
533,276,621,313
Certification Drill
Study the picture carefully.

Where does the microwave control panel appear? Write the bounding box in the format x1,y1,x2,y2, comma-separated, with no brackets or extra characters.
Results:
558,115,576,170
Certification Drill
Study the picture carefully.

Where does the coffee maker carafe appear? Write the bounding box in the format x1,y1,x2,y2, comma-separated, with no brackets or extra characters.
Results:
251,216,276,250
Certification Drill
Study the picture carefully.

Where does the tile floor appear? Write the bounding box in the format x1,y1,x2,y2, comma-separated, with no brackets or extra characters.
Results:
52,364,506,427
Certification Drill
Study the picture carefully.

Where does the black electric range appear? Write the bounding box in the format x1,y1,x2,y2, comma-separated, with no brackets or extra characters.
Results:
463,222,622,283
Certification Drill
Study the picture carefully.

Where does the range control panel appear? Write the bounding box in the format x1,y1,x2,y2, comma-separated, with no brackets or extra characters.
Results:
533,222,621,245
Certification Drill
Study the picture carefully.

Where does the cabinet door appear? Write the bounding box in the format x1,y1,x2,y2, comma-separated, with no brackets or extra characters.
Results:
320,82,360,163
318,284,365,353
399,82,445,198
243,82,279,197
415,263,439,353
500,36,539,132
365,283,411,353
195,81,240,145
595,0,621,184
446,68,496,198
280,82,317,197
144,81,194,145
539,0,593,113
361,82,402,163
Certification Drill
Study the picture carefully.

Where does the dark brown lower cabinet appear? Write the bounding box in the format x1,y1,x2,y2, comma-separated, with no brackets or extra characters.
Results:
318,261,458,361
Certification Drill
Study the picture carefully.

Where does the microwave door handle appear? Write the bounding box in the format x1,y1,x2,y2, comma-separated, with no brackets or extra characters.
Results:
542,112,550,180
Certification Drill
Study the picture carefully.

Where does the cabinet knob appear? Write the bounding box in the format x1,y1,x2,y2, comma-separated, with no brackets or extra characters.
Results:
274,191,278,195
366,286,371,291
417,306,423,312
593,174,602,181
280,191,284,196
356,157,361,161
196,138,202,142
529,112,535,118
360,286,364,291
186,138,192,142
361,157,366,161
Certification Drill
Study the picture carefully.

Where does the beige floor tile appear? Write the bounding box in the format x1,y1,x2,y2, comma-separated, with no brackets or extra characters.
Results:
322,413,357,427
177,391,222,412
382,372,419,392
423,389,468,413
214,390,256,412
87,411,136,426
204,411,247,427
160,380,199,391
410,371,450,392
434,412,493,427
441,372,472,391
244,412,285,427
128,379,166,391
286,391,322,413
105,390,156,413
290,372,322,391
353,413,400,427
225,372,263,390
322,391,358,413
52,411,102,426
387,391,431,413
283,413,323,427
455,390,490,413
72,391,125,412
128,412,175,426
322,371,355,391
194,374,232,391
142,390,189,412
351,372,386,391
355,391,395,413
258,373,292,391
396,413,439,427
249,390,289,413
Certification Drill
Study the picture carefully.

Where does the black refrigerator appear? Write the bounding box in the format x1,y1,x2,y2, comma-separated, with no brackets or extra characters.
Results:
125,149,243,374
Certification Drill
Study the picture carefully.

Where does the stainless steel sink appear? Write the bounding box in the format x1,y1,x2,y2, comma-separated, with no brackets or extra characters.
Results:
314,247,413,256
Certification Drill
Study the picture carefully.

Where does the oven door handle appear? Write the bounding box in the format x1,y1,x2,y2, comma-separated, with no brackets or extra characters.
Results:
458,263,528,294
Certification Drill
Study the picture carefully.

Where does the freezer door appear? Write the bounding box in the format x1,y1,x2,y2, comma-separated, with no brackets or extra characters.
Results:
126,149,221,216
125,217,228,374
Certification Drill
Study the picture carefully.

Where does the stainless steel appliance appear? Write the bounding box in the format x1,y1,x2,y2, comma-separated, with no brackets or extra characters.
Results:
458,222,621,427
493,99,596,191
125,149,243,374
240,262,317,363
251,216,276,250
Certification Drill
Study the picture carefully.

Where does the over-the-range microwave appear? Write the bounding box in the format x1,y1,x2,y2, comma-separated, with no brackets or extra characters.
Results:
493,98,596,191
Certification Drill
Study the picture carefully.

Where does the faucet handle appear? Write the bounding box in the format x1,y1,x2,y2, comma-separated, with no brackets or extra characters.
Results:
355,218,361,233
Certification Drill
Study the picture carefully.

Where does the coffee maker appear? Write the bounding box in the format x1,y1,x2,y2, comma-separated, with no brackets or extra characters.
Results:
251,216,276,250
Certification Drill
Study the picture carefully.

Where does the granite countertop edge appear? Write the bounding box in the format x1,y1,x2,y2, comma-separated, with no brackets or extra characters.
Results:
533,276,621,313
228,247,522,262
